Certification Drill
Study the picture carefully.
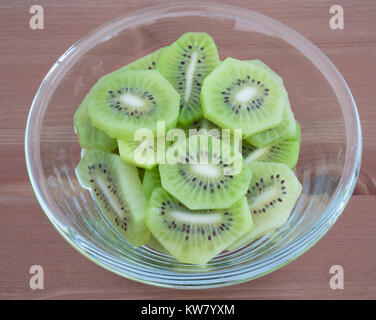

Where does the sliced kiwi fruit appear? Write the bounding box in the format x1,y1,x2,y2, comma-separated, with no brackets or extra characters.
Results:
178,117,221,139
142,167,161,198
247,59,282,82
122,46,168,71
76,149,150,246
117,136,167,170
146,188,253,264
291,120,301,141
73,94,117,152
159,134,252,210
145,235,170,255
189,118,220,135
245,60,296,147
227,161,302,250
201,57,285,137
73,32,303,263
242,122,301,169
157,32,220,126
87,69,180,140
246,96,296,147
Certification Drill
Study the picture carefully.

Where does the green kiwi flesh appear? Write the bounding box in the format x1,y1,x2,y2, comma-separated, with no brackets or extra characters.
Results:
247,59,282,82
157,32,220,126
201,57,285,137
227,161,302,250
88,69,179,140
178,118,221,139
242,122,301,169
246,96,296,147
76,149,150,246
245,60,296,147
142,167,161,199
146,188,253,264
159,134,252,210
122,47,168,71
145,235,170,255
117,136,167,170
74,94,117,152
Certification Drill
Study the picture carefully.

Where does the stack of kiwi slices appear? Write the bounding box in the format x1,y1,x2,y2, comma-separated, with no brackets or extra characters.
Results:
74,32,302,265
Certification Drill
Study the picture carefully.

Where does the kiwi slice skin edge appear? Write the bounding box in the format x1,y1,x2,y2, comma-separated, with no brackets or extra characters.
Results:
122,46,168,71
74,94,117,152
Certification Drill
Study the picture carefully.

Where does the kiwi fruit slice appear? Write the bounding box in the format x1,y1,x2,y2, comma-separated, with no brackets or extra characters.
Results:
247,59,282,82
146,188,253,264
189,118,220,135
245,60,296,147
146,235,170,255
117,136,167,170
246,96,296,147
201,57,285,137
87,69,180,140
178,118,221,139
76,149,150,246
157,32,220,126
122,47,168,71
73,94,117,152
227,161,302,250
159,134,252,210
142,167,161,198
242,122,301,169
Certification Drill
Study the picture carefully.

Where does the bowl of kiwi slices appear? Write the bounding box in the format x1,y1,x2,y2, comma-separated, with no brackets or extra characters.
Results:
25,3,361,288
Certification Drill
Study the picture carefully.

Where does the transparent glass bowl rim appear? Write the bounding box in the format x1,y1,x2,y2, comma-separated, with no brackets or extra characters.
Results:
25,2,362,289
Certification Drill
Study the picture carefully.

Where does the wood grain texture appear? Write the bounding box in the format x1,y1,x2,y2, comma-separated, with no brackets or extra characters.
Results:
0,0,375,299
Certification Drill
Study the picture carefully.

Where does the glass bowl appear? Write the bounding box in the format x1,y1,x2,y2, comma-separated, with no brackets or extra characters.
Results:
25,2,362,289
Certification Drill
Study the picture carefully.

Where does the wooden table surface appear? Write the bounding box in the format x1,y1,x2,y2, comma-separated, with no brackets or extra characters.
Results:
1,0,375,299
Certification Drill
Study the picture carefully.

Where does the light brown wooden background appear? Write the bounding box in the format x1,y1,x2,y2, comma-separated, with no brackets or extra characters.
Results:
1,0,375,299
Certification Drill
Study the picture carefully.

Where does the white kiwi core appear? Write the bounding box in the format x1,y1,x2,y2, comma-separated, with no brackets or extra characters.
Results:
96,178,123,217
244,147,269,164
236,86,257,103
191,164,220,177
250,187,279,208
170,210,222,224
184,51,198,102
120,94,145,108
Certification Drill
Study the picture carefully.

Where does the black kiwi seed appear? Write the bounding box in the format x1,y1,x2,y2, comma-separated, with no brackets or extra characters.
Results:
86,163,130,229
107,87,156,117
222,76,271,113
157,196,235,241
247,173,289,214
